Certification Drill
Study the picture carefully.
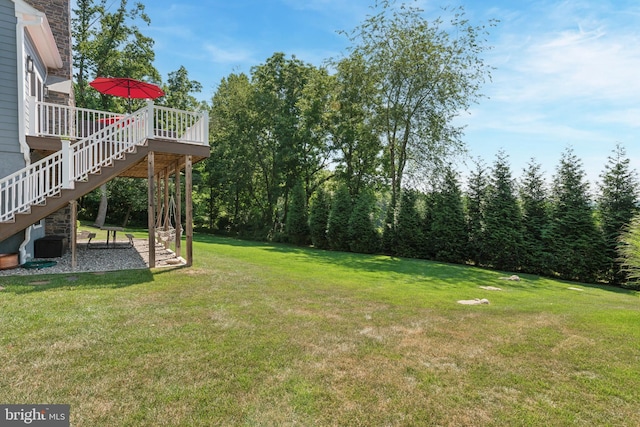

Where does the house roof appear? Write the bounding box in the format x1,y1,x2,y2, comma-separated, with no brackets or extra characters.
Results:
13,0,63,69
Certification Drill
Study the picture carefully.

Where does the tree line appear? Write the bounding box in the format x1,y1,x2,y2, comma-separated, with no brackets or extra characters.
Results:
70,1,640,288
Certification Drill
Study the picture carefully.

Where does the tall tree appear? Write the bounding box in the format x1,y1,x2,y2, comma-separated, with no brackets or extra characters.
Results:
395,189,423,258
466,157,488,266
430,166,467,264
327,185,353,252
72,0,160,227
597,144,639,285
285,180,310,245
207,73,258,233
519,159,550,275
162,65,204,111
73,0,159,112
547,148,605,282
251,53,331,234
309,187,331,250
344,0,495,211
348,190,381,254
297,67,335,200
618,214,640,290
483,151,523,271
329,54,381,198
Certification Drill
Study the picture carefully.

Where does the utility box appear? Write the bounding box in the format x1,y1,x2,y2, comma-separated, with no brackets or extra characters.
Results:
34,235,68,258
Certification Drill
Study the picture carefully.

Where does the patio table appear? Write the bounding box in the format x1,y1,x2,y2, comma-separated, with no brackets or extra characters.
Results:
100,226,124,247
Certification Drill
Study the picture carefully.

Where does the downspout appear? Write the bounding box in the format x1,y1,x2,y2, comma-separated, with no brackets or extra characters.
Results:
16,13,44,262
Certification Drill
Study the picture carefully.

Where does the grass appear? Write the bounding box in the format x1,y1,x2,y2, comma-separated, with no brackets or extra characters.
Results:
0,234,639,426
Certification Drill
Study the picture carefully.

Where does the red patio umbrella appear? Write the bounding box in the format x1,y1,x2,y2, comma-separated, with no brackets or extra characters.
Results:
90,77,165,112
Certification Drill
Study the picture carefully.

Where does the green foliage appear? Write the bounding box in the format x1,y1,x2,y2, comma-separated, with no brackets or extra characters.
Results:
381,199,397,255
618,214,640,289
419,192,435,260
483,151,523,271
206,54,332,237
327,185,353,252
465,158,488,266
72,0,162,227
207,73,258,233
348,191,381,254
519,159,551,275
252,53,332,228
430,167,467,264
395,190,423,258
597,144,639,285
78,177,148,226
547,148,605,282
308,187,331,249
285,181,310,246
72,0,160,112
329,54,382,197
161,65,204,111
345,0,495,205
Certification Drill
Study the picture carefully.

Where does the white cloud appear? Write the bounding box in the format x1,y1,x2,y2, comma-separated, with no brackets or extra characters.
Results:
487,1,640,106
203,42,254,64
594,108,640,128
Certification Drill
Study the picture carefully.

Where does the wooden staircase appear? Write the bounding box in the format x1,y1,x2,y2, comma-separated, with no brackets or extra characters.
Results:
0,145,149,242
0,101,209,245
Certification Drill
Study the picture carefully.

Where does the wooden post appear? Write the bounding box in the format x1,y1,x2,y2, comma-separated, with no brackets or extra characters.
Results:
163,169,170,248
70,200,77,270
156,172,162,230
185,155,193,267
174,160,182,258
147,152,156,268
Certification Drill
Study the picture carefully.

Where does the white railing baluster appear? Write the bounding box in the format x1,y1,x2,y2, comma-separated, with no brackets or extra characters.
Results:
1,102,207,223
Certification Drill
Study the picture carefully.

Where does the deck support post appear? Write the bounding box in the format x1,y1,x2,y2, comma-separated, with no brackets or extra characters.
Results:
70,200,77,270
185,155,193,267
147,151,155,267
174,160,182,258
163,169,170,248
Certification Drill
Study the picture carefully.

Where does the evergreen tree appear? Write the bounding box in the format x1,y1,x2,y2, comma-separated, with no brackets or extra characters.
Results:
348,191,381,254
327,185,353,252
618,214,640,290
466,158,488,266
519,159,550,275
547,148,605,282
419,192,435,260
308,187,331,249
483,151,523,271
381,201,397,256
395,189,424,258
597,144,639,285
285,181,310,246
430,167,468,264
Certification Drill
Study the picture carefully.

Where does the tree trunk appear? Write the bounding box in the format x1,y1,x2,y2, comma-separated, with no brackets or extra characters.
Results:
94,184,108,227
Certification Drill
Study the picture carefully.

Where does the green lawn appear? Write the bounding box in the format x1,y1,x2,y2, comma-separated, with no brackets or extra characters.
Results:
1,234,639,426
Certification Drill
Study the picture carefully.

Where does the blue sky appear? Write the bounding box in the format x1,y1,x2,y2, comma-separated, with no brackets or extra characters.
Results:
139,0,640,187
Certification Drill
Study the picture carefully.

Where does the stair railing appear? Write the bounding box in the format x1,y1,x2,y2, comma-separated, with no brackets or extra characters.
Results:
0,106,149,223
1,101,208,224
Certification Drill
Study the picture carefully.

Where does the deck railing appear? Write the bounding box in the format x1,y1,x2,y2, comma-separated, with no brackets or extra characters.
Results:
1,102,208,223
33,101,208,145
